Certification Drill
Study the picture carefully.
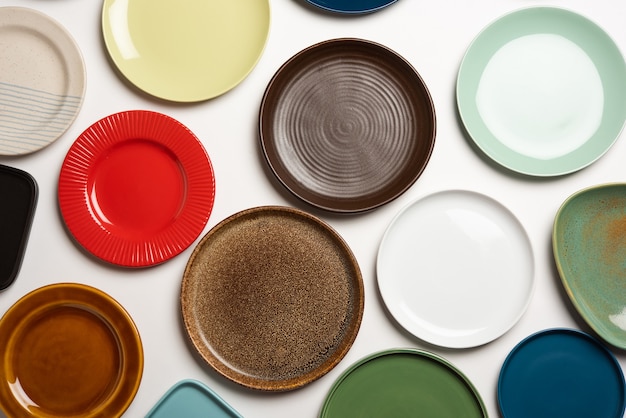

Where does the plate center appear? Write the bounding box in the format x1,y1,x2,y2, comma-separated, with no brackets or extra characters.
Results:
9,306,121,415
88,139,186,234
476,33,603,159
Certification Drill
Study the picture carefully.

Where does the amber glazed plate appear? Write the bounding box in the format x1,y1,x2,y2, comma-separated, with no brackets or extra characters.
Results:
181,206,364,391
0,283,143,417
260,38,436,213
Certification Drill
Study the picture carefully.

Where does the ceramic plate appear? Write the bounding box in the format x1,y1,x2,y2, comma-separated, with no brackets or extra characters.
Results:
377,190,534,348
58,110,215,267
553,183,626,349
0,283,143,417
181,206,364,391
260,38,436,213
101,0,270,102
498,328,626,418
0,7,85,155
304,0,397,14
146,379,242,418
457,7,626,176
0,165,37,290
321,348,487,417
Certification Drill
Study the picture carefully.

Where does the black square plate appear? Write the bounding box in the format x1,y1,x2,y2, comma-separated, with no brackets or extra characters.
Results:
0,164,37,290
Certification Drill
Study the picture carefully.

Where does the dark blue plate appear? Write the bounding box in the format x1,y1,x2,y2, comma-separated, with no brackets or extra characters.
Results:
0,164,37,290
498,328,625,418
304,0,397,14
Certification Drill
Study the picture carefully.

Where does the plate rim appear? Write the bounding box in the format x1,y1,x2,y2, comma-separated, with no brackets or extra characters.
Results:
58,109,216,268
376,189,535,348
0,6,86,156
180,205,365,391
0,282,144,417
259,37,436,213
100,0,271,102
552,182,626,349
320,348,488,417
497,328,626,417
304,0,398,14
146,379,242,418
456,6,626,176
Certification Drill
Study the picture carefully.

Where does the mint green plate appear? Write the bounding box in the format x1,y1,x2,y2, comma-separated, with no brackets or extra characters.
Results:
320,349,487,417
457,7,626,176
553,183,626,349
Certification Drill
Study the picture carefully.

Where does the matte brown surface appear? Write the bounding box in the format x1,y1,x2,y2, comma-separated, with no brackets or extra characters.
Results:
181,206,364,391
260,38,436,213
0,283,143,417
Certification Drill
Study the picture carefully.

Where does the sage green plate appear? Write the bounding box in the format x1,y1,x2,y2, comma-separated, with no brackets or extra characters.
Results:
320,349,487,417
553,183,626,349
457,7,626,176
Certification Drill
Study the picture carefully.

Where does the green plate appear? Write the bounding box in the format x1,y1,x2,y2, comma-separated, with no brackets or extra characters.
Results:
457,7,626,176
553,183,626,349
320,349,487,417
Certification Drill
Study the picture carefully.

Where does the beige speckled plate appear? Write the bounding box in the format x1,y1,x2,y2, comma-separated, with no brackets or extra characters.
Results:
0,7,85,155
180,206,364,391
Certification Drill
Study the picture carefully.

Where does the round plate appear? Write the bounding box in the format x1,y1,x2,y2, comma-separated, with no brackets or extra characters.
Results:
58,110,215,267
101,0,270,102
321,348,487,417
498,328,626,418
0,7,85,155
457,7,626,176
304,0,397,14
260,38,436,213
377,190,534,348
181,206,364,391
0,283,143,417
553,183,626,349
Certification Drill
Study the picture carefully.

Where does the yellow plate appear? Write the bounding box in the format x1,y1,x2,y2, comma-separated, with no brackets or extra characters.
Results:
0,283,143,417
101,0,270,102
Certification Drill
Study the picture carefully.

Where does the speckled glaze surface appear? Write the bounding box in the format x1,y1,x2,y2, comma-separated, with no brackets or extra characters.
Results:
260,38,436,213
553,183,626,349
180,206,364,391
0,7,85,155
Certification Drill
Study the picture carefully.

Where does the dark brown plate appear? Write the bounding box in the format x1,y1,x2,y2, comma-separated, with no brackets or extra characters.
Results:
259,38,436,213
180,206,364,391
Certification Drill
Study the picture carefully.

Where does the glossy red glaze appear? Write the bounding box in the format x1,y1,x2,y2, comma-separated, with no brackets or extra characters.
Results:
58,110,215,267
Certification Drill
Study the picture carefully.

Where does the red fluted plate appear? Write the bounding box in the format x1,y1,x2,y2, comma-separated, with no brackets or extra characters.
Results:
58,110,215,267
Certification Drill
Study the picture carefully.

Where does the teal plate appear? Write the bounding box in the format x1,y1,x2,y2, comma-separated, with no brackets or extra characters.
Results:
553,183,626,349
457,7,626,176
498,328,625,418
320,349,487,418
145,379,242,418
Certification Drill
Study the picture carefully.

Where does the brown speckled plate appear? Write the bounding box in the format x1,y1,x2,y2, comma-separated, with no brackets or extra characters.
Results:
259,38,436,213
181,206,364,391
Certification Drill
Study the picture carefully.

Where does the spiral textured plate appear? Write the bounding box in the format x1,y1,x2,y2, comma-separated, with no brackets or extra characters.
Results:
260,38,436,213
58,110,215,267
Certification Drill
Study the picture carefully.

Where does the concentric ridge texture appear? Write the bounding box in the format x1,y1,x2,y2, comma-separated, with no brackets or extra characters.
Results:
260,38,436,213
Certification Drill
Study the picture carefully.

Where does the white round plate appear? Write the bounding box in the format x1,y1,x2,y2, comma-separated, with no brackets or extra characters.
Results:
0,7,85,155
377,190,535,348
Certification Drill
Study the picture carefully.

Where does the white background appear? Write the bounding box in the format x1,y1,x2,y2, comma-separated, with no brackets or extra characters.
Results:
1,1,626,417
